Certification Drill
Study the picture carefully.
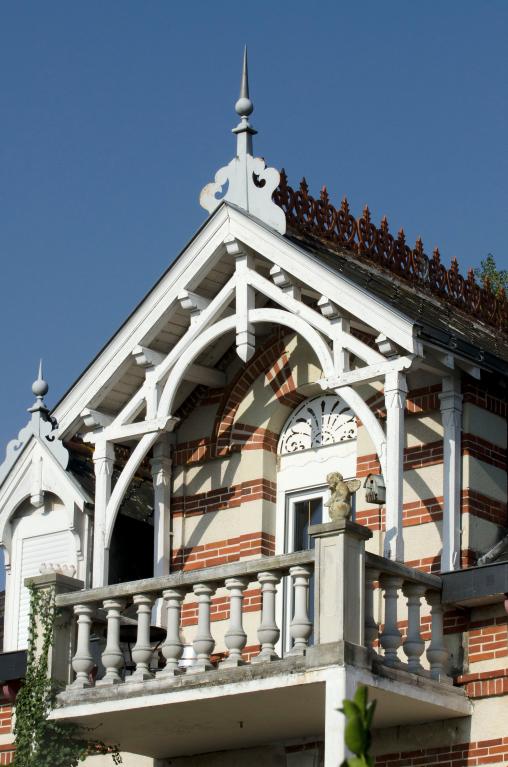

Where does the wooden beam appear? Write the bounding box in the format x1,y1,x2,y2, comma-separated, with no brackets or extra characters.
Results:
319,355,414,390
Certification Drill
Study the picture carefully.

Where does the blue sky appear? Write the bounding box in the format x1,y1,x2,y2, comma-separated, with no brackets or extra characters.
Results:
0,0,507,451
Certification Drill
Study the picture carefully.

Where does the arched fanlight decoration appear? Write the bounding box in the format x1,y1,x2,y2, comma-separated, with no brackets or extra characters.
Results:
278,395,357,455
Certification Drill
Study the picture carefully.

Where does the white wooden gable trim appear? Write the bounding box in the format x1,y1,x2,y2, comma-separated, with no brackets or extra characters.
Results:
52,203,420,440
0,435,91,552
227,205,421,354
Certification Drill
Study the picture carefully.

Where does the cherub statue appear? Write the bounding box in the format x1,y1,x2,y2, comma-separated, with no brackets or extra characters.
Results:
325,471,361,521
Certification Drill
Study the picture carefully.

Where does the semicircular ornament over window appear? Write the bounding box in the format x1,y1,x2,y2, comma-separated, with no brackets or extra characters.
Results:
278,395,357,455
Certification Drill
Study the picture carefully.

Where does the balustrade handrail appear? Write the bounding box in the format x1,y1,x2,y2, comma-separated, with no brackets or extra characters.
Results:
55,549,315,607
365,552,442,591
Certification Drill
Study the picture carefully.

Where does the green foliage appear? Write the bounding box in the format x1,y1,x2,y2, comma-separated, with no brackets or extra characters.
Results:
13,583,122,767
474,254,508,296
339,685,376,767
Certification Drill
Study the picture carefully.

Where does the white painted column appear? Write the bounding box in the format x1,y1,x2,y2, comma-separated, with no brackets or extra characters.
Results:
324,666,354,767
384,371,407,561
92,440,115,588
151,439,172,579
439,376,462,571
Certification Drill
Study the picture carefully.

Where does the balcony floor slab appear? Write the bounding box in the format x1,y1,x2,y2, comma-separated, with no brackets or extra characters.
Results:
51,643,472,760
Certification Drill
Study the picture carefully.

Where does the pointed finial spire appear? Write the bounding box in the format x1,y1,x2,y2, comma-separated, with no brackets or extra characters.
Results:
232,46,257,157
199,48,286,234
29,359,50,415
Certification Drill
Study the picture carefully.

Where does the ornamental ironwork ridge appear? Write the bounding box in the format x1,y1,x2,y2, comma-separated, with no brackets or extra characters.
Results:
273,171,508,333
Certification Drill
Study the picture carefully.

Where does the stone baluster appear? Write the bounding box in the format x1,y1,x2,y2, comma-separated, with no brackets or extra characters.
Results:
71,604,95,688
127,594,155,682
402,583,426,674
98,599,126,685
379,575,403,667
364,568,380,651
426,590,449,679
289,566,313,655
222,577,249,667
253,571,281,663
159,588,185,676
188,583,216,673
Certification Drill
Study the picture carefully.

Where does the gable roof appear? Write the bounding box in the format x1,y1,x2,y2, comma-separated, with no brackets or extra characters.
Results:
47,190,506,443
274,173,508,372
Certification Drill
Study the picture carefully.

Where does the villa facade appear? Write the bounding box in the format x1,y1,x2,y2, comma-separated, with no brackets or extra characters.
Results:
0,52,507,766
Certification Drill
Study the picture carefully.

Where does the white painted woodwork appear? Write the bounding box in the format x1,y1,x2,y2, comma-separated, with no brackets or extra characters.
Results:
178,290,211,324
228,205,420,353
232,243,256,363
269,265,301,300
318,297,350,372
151,440,172,581
80,409,114,430
440,376,463,572
246,267,384,366
50,203,421,440
376,334,398,357
384,371,408,561
279,395,357,455
320,354,414,391
182,363,225,388
92,441,115,588
132,345,166,368
16,528,74,648
133,346,225,388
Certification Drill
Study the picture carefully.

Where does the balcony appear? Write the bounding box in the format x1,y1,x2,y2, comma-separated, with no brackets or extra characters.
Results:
44,521,471,765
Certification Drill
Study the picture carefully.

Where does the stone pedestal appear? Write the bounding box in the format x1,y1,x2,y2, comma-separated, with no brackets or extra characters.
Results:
309,519,372,647
27,572,84,687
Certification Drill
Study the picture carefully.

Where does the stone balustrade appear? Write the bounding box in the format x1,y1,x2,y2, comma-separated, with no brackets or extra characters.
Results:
54,550,315,689
48,521,450,692
364,552,448,680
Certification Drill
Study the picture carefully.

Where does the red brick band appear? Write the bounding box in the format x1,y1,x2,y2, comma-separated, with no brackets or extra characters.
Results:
172,479,277,518
171,532,275,571
456,669,508,699
376,737,508,766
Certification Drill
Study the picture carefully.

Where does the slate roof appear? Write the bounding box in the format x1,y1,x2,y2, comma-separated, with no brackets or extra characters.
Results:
287,227,508,376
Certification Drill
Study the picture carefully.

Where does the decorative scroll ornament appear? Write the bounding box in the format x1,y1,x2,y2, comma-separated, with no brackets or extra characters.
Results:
279,395,357,455
0,362,68,488
199,48,286,235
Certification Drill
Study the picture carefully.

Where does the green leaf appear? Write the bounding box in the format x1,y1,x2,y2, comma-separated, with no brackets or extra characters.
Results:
344,713,367,755
353,685,368,714
341,700,360,719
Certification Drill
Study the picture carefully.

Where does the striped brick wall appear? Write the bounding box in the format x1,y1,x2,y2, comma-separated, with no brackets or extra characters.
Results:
457,669,508,698
463,380,507,418
375,738,508,766
180,588,262,627
172,479,277,518
171,532,275,571
462,490,507,526
0,746,14,766
467,616,508,664
0,704,13,765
